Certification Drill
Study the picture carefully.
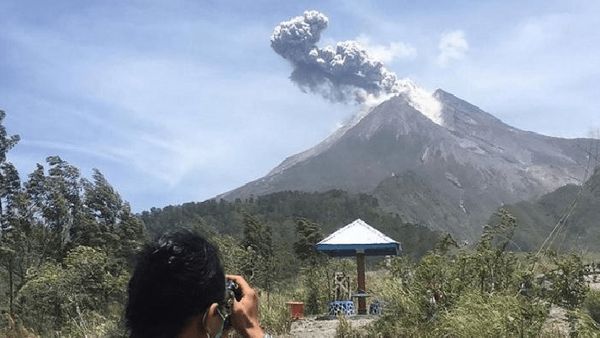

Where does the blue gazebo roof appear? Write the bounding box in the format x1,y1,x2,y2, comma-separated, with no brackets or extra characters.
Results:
316,219,401,257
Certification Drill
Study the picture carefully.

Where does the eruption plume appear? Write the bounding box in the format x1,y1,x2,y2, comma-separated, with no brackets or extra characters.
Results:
271,11,398,103
271,10,443,125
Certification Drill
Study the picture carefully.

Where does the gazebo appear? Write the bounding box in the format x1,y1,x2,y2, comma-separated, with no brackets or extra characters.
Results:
315,219,401,315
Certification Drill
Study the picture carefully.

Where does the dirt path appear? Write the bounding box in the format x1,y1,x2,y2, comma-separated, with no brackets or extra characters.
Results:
279,316,376,338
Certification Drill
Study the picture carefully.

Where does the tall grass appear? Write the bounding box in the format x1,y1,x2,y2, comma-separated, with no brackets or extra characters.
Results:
258,291,293,335
585,290,600,324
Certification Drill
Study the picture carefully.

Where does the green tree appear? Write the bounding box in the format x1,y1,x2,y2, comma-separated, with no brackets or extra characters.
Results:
0,110,20,164
17,246,129,334
42,156,84,259
434,233,459,255
115,202,145,266
242,213,273,258
241,213,273,290
293,218,326,314
547,253,588,310
293,218,324,265
0,111,23,315
72,169,145,266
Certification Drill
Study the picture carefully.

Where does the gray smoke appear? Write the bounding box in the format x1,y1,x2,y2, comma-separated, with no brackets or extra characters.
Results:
271,10,402,104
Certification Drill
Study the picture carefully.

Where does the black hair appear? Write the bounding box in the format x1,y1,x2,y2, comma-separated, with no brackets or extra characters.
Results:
125,230,225,338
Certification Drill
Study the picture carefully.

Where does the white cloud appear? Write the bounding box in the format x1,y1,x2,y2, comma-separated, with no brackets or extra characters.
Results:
437,30,469,66
356,34,417,63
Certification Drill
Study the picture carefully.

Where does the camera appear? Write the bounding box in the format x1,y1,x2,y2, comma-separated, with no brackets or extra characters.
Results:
220,280,242,329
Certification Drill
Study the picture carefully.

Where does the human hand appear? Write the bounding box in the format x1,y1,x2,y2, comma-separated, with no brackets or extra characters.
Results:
225,275,265,338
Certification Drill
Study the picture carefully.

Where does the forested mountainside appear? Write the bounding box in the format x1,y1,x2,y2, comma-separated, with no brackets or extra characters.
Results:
141,189,442,258
490,167,600,252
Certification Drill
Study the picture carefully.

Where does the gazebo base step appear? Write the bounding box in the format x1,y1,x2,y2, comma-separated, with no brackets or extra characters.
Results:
328,300,355,316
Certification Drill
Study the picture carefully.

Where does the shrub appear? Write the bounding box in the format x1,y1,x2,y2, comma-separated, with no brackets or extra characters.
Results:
563,309,600,337
584,289,600,324
335,316,363,338
258,292,292,335
16,246,129,335
367,278,433,337
435,291,548,337
546,253,588,309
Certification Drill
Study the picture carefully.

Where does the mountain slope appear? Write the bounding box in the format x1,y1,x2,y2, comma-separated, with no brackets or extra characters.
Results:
219,89,598,240
493,167,600,251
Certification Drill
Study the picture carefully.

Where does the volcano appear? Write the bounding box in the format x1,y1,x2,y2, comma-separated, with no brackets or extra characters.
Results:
219,89,597,240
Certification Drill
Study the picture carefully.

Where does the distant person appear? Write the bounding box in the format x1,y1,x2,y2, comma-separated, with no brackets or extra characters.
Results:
125,231,267,338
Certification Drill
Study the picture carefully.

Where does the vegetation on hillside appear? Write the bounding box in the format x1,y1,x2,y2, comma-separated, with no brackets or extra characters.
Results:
490,167,600,252
141,189,443,260
1,109,599,337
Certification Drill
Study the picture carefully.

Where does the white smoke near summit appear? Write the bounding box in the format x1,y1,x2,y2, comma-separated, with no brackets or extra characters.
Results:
437,30,469,66
271,10,443,126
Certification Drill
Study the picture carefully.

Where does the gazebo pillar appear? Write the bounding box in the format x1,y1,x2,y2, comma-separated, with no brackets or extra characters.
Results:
315,219,401,317
356,251,366,315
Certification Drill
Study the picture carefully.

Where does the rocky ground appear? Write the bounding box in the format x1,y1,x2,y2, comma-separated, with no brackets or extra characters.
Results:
279,315,376,338
587,275,600,291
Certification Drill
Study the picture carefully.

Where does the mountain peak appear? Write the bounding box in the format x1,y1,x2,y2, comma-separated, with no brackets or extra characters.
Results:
433,88,506,131
395,80,444,127
218,89,594,240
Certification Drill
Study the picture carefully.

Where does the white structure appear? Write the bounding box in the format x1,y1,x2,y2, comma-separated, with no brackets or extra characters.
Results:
316,219,401,257
316,219,401,315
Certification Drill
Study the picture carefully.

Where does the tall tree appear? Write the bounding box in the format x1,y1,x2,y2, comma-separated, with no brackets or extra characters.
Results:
0,110,20,164
242,213,273,259
40,156,84,259
0,110,21,313
241,213,273,290
293,218,323,265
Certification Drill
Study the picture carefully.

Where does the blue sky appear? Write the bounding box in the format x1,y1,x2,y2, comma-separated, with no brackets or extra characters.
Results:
1,0,599,211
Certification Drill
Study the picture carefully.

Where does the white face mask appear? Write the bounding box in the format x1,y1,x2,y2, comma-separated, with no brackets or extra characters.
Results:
203,307,227,338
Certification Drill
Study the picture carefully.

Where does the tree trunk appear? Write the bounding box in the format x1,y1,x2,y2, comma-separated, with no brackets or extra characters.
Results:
8,257,14,315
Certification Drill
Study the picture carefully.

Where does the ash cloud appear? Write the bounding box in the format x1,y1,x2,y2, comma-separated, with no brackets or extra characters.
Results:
271,10,404,104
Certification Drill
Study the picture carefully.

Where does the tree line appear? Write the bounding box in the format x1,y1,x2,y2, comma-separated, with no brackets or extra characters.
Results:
0,111,144,335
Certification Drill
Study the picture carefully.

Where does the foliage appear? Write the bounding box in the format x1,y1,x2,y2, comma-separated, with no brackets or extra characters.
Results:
293,218,324,265
241,213,274,291
141,189,442,260
335,316,363,338
0,111,145,336
492,167,600,252
298,259,356,315
435,291,547,337
211,233,252,276
564,309,600,337
366,211,600,337
545,253,588,309
293,218,326,314
367,278,431,336
584,289,600,324
257,292,293,335
17,246,129,335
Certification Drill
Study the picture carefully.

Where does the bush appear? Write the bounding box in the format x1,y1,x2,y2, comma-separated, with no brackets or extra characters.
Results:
563,309,600,337
546,253,588,309
258,292,293,335
435,292,548,337
367,278,432,337
584,290,600,324
16,246,129,335
335,316,363,338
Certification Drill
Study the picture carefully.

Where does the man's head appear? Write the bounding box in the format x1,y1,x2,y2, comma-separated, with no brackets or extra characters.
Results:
126,231,225,338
